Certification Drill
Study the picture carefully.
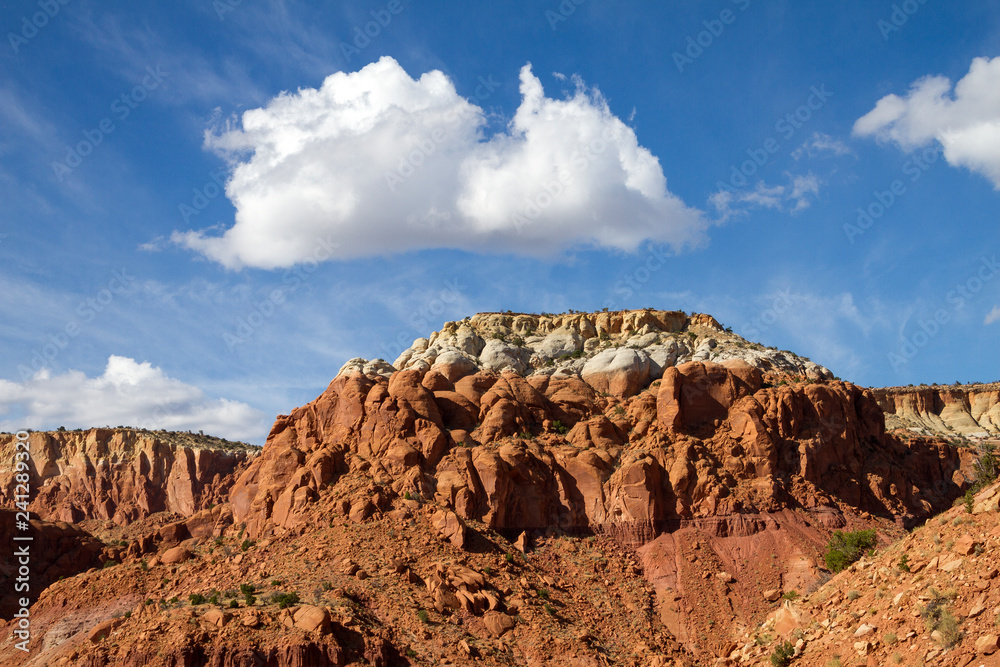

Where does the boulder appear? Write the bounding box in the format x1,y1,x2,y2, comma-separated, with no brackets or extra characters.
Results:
581,348,652,397
293,605,331,634
431,510,467,549
483,611,515,637
160,546,193,565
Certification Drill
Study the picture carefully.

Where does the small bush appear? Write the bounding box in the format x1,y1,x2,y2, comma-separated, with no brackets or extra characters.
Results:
103,560,117,569
964,489,975,513
847,590,861,601
241,539,253,552
417,609,430,624
537,588,550,600
552,420,568,435
897,554,910,572
782,590,799,601
544,603,556,616
229,600,239,609
271,592,300,609
189,593,207,605
140,559,148,572
321,581,333,591
505,553,514,564
884,632,897,644
921,588,963,647
770,641,795,667
823,529,877,572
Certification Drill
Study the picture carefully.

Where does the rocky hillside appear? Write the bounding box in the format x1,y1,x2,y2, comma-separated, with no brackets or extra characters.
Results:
0,309,989,666
0,428,258,527
874,383,1000,440
733,481,1000,666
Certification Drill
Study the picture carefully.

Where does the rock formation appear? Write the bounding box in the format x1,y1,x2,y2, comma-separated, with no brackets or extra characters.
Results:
0,310,990,667
0,428,258,526
874,383,1000,439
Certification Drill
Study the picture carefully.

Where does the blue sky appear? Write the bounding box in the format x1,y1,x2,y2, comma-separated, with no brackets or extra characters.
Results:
1,0,998,443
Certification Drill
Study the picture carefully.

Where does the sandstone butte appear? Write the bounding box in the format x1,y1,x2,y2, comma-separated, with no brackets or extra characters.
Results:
0,308,997,667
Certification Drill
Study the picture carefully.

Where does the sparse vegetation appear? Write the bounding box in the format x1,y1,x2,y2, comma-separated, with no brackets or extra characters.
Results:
920,588,962,647
846,590,861,601
417,609,430,624
897,554,910,572
769,641,795,667
782,590,799,601
188,593,206,605
551,420,568,435
823,529,877,572
270,592,300,609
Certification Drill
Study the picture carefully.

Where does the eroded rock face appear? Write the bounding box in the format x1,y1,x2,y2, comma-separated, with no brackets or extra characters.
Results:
231,358,969,542
0,429,257,525
0,510,106,620
874,383,1000,438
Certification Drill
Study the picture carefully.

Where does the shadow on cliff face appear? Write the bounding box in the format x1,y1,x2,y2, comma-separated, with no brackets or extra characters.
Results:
0,510,106,621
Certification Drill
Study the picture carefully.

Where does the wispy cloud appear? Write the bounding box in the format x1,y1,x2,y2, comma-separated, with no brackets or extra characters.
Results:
791,132,854,160
985,305,1000,325
710,172,822,220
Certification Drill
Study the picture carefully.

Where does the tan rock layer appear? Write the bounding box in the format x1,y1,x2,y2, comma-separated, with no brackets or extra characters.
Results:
873,384,1000,438
0,429,257,526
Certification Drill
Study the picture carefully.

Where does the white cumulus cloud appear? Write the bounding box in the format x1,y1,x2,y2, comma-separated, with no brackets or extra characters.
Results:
173,56,707,269
0,356,267,442
985,305,1000,326
853,56,1000,188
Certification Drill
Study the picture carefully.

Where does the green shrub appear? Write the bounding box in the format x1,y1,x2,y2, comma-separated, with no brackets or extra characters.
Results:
270,592,299,609
770,641,795,667
552,420,568,435
964,489,975,513
417,609,430,624
897,554,910,572
921,589,962,647
544,603,556,616
229,600,239,609
537,588,550,600
973,443,998,489
188,593,206,605
239,583,255,596
103,560,117,569
241,539,253,552
782,590,799,601
823,529,877,572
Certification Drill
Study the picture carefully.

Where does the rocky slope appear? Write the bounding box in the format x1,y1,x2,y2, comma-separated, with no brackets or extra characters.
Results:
874,383,1000,440
733,481,1000,666
0,428,258,527
0,510,107,619
0,309,988,666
